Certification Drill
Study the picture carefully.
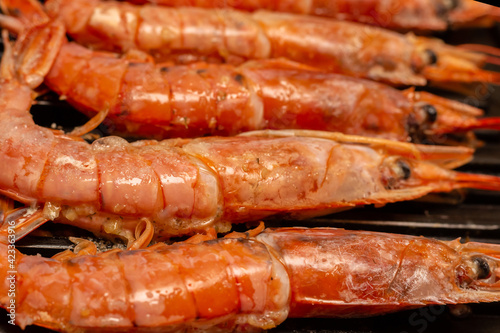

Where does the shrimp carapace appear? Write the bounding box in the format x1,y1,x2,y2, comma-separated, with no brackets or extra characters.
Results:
4,0,500,87
2,227,500,331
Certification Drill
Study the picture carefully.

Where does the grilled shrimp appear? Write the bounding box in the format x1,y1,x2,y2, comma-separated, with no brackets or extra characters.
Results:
2,68,500,244
2,226,500,332
7,20,500,143
3,0,500,86
3,15,500,245
125,0,500,31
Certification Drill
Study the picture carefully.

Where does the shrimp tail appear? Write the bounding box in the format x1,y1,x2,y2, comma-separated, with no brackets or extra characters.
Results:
0,0,62,88
0,206,49,244
0,195,14,224
0,12,103,137
0,13,65,89
0,0,49,26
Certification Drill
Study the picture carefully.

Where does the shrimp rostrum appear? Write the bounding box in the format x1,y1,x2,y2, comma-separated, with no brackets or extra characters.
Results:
2,226,500,332
9,0,500,87
124,0,500,32
6,19,500,144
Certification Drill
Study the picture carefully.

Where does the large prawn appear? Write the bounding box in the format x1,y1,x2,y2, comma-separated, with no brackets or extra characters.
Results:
3,18,500,245
2,225,500,332
6,19,500,143
3,0,500,87
2,55,500,245
125,0,500,31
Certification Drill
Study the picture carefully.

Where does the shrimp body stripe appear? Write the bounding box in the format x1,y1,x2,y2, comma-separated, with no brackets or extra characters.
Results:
46,43,266,138
11,238,290,330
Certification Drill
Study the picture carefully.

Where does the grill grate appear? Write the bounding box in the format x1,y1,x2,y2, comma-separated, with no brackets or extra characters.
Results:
1,23,500,333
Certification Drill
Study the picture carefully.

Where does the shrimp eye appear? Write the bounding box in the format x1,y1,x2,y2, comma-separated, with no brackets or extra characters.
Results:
381,158,412,189
425,49,438,65
447,0,459,10
473,257,491,280
435,0,458,17
422,104,437,123
397,160,411,180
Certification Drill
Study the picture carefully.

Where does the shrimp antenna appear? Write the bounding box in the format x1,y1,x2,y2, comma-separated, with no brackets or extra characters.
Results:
458,44,500,66
462,117,500,131
453,172,500,192
431,117,500,134
0,14,23,34
423,64,500,85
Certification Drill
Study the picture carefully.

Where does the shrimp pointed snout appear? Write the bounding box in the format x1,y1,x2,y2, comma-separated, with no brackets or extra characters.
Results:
403,89,500,145
413,36,500,85
375,153,500,204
